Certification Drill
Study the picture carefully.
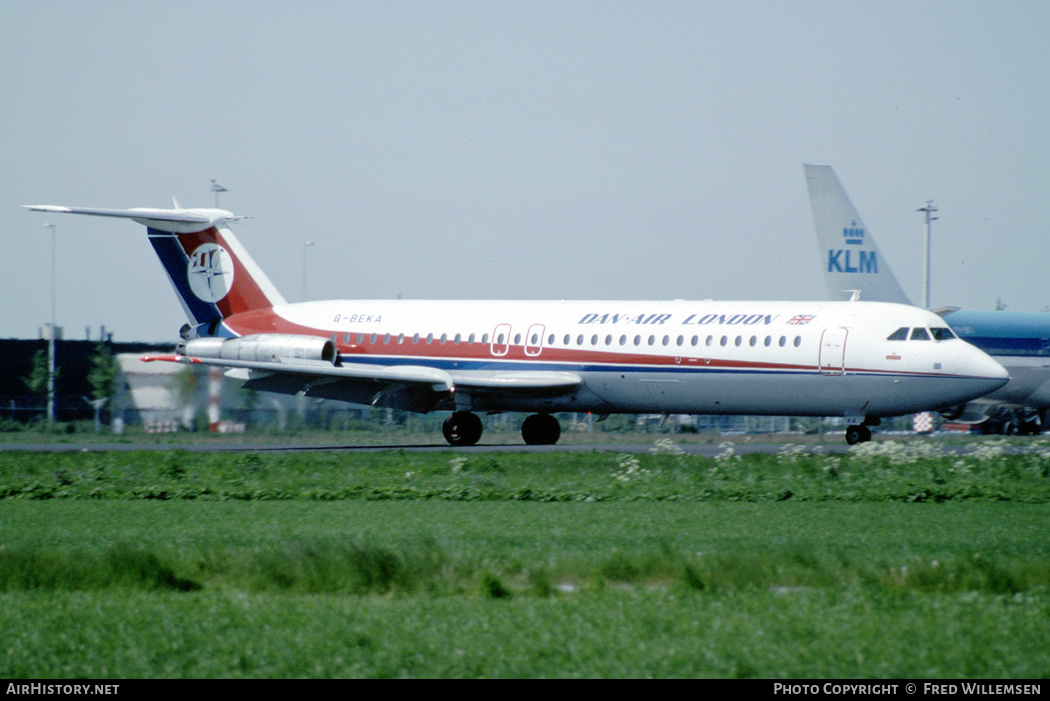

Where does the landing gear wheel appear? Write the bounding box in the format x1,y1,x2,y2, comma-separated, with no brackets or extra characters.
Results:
845,425,872,446
521,413,561,445
442,412,483,447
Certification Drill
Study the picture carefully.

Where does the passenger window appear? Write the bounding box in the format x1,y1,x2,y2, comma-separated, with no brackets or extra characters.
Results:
793,336,801,347
930,327,956,341
911,328,931,341
764,336,771,347
887,327,909,341
426,333,434,344
749,336,757,347
620,335,627,346
779,336,786,347
413,333,420,344
454,333,461,345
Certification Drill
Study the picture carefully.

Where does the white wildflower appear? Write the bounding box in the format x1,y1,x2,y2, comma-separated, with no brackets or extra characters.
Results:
849,440,940,466
613,453,649,483
776,443,808,464
649,438,685,456
714,442,739,463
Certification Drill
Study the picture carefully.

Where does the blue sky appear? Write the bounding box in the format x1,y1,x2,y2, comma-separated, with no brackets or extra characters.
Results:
3,0,1048,342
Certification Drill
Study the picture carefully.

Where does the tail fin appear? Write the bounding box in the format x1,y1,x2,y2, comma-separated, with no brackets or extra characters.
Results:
803,164,913,305
22,205,286,335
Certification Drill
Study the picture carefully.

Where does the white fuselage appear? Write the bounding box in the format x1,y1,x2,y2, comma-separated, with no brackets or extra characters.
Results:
223,298,1009,420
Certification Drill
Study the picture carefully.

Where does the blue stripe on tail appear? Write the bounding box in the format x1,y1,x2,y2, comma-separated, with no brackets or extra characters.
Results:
147,228,222,327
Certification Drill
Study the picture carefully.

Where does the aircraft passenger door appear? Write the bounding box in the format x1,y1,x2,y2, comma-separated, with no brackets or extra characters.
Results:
524,324,545,357
819,327,848,376
491,323,511,357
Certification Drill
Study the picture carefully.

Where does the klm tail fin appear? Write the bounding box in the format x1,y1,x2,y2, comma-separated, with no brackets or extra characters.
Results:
803,164,913,306
23,204,286,336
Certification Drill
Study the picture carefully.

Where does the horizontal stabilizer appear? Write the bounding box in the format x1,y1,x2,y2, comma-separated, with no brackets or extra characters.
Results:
23,205,238,234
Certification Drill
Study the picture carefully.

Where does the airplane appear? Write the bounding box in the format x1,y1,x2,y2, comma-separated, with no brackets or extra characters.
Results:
805,163,1050,435
23,202,1008,446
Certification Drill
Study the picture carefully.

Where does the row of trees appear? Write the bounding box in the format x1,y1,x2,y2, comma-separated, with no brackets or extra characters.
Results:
21,341,119,424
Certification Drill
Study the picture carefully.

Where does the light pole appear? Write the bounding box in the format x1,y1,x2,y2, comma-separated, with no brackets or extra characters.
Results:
917,201,938,309
302,241,314,301
43,222,56,424
211,180,228,208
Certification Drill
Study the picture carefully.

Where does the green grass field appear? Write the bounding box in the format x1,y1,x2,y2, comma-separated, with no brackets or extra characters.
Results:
1,439,1048,677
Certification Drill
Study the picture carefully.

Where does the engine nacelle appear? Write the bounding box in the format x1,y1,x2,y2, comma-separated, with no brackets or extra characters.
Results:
181,334,338,365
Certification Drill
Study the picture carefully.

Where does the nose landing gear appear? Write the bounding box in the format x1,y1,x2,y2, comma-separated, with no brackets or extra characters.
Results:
845,424,872,445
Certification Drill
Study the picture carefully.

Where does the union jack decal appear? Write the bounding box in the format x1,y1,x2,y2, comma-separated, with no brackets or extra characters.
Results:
787,314,815,326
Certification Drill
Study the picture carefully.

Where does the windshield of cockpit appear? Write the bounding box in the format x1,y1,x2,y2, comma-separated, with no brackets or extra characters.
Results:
886,326,957,341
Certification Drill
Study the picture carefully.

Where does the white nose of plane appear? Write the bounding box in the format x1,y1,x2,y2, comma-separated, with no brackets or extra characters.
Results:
955,343,1010,400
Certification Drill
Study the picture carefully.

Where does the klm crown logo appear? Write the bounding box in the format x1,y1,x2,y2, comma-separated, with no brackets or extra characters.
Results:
843,221,864,245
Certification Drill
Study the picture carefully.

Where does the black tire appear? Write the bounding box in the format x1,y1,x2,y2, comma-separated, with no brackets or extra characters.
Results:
845,425,871,445
442,412,483,446
521,413,561,445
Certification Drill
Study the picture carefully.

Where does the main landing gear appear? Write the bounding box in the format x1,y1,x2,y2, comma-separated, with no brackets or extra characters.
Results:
441,411,562,447
521,413,561,445
442,412,483,447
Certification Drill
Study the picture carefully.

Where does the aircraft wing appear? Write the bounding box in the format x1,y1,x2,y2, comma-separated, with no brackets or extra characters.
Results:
448,370,582,394
143,354,581,410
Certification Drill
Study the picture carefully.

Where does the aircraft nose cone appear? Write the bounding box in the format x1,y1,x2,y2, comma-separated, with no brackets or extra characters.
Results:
966,346,1010,390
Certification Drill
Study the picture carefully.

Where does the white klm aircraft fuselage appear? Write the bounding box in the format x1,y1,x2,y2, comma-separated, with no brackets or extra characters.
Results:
24,203,1008,445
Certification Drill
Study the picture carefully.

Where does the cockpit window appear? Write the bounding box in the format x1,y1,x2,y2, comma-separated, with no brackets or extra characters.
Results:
910,328,931,341
930,327,956,341
887,327,909,341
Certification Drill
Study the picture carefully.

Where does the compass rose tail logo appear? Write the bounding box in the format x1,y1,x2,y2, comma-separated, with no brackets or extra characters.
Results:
146,224,287,333
188,243,235,303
